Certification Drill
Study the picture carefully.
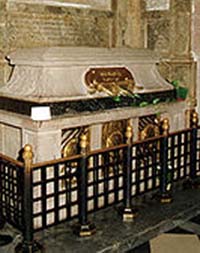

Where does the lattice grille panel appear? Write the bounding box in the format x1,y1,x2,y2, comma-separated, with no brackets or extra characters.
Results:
32,156,80,232
87,146,125,212
0,159,24,230
132,137,161,196
168,130,191,181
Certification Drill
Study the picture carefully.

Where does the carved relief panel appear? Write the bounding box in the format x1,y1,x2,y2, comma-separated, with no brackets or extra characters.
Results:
102,120,127,148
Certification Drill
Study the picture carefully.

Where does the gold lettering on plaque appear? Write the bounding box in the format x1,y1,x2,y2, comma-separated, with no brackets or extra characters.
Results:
85,67,135,96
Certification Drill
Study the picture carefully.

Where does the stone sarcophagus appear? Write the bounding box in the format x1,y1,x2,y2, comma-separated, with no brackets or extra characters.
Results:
0,46,189,229
0,47,187,162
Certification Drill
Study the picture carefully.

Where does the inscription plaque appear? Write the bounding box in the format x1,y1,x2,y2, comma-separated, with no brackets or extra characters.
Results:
85,67,135,96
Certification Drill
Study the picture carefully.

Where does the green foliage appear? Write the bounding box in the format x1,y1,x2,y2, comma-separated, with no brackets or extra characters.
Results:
113,96,121,102
171,80,188,100
152,98,160,105
139,101,149,107
171,80,179,88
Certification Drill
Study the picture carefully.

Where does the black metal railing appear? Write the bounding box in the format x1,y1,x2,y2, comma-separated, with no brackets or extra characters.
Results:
86,145,125,213
169,129,191,182
0,155,24,231
0,113,200,252
133,136,161,196
31,156,81,232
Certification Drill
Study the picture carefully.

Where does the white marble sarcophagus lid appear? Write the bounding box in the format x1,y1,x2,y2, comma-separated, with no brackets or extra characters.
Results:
0,47,173,102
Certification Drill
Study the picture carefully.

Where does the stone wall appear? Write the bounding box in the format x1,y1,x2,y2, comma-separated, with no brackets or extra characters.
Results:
0,0,7,83
111,0,144,48
143,0,196,107
0,0,114,83
0,0,197,108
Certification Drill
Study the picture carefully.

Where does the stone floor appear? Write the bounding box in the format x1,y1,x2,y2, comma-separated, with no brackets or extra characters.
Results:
1,187,200,253
129,224,200,253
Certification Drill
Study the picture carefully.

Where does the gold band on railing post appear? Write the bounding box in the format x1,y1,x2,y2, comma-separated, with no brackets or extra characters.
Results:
191,111,199,128
125,120,133,145
23,144,33,173
80,133,88,156
161,118,170,136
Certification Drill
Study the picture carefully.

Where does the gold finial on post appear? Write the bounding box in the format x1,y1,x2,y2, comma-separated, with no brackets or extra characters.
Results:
191,111,199,128
162,118,170,136
22,144,33,173
125,120,133,145
80,133,88,155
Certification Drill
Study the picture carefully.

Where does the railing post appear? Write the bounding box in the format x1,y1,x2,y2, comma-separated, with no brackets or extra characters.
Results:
121,121,137,221
160,118,172,204
73,133,96,237
16,145,40,253
190,110,199,186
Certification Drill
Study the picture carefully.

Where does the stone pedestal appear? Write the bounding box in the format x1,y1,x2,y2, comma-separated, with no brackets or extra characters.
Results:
0,100,187,162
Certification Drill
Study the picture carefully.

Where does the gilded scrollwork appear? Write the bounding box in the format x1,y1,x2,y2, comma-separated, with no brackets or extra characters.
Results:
102,120,127,175
61,127,90,186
